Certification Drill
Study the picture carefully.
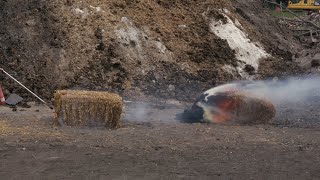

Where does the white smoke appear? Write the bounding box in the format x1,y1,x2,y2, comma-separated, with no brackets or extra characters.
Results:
233,76,320,105
124,76,320,124
123,101,186,123
123,102,150,122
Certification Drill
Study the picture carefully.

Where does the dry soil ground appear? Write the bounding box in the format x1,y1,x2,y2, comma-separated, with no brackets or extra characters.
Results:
1,1,320,179
0,101,320,179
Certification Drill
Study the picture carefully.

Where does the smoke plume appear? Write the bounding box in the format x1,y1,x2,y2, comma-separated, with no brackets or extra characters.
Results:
239,76,320,105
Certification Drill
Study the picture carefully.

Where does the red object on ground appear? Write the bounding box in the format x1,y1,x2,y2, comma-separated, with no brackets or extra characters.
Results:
275,6,282,12
0,85,5,105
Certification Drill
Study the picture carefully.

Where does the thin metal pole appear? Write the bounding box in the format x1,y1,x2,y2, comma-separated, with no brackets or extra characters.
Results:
0,68,48,105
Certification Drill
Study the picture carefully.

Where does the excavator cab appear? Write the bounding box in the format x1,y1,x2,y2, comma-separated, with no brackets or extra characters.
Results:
288,0,320,10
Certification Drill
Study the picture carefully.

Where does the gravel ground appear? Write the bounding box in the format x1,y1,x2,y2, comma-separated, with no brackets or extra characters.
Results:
0,101,319,179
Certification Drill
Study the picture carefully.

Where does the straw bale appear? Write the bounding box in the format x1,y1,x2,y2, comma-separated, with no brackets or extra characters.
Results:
54,90,123,128
228,93,276,124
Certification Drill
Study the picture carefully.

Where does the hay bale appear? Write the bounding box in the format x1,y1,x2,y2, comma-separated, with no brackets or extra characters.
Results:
201,92,276,124
228,93,276,124
54,90,123,128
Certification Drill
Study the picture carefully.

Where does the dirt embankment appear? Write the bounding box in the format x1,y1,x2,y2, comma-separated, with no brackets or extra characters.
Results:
0,0,303,102
233,0,303,78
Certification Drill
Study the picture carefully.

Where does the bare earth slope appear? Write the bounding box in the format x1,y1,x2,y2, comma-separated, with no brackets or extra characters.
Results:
0,0,303,102
0,0,238,102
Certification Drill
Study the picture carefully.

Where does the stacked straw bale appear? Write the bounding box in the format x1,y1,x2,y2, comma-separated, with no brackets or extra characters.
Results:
54,90,123,128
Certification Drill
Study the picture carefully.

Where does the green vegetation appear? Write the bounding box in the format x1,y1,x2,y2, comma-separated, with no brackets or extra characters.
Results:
270,10,307,18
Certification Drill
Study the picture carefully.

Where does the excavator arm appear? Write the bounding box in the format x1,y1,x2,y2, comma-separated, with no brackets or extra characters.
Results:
288,0,320,10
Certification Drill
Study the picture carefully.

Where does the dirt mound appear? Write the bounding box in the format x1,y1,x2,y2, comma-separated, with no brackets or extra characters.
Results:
233,0,303,78
0,0,304,102
0,0,239,102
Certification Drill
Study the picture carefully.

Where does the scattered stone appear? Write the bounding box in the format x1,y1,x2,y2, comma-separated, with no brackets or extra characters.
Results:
6,94,23,105
244,64,255,75
25,19,36,26
178,24,187,28
311,59,320,67
12,106,17,111
18,101,31,108
168,85,175,91
311,53,320,67
312,53,320,60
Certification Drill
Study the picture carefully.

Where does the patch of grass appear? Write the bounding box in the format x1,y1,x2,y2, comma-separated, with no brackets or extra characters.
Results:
271,10,307,18
0,120,63,137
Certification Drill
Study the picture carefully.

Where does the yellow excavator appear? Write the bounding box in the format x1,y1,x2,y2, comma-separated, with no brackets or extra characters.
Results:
288,0,320,10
